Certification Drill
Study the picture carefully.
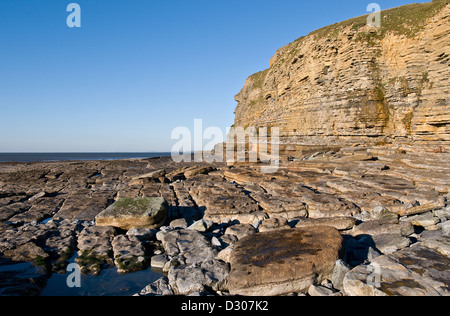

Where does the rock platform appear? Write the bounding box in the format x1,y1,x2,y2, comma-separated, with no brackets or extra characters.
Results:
0,145,449,296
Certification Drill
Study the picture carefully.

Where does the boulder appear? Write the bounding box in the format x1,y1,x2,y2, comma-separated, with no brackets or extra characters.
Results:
227,226,344,296
95,197,168,230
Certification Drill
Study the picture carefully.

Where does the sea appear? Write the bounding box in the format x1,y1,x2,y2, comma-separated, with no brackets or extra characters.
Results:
0,152,172,163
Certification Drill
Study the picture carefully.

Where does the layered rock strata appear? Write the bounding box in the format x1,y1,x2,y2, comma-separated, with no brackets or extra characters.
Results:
234,0,450,146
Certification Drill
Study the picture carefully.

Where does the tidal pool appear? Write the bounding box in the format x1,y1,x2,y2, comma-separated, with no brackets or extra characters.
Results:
41,254,163,296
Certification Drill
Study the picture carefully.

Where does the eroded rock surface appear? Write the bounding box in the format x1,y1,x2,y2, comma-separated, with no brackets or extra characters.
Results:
0,147,449,296
227,226,344,296
343,244,450,296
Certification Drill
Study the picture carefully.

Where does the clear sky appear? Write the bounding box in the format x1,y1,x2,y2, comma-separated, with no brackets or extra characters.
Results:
0,0,429,152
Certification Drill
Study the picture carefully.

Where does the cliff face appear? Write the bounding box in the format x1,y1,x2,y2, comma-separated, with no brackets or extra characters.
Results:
234,0,450,146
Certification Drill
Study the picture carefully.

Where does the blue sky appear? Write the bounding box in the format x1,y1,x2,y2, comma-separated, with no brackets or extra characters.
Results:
0,0,428,152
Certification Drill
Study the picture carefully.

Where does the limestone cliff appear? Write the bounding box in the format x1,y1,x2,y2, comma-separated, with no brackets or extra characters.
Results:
234,0,450,146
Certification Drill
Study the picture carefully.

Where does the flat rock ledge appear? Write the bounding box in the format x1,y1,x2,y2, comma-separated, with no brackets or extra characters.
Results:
95,197,168,230
1,147,449,296
227,226,344,296
343,243,450,296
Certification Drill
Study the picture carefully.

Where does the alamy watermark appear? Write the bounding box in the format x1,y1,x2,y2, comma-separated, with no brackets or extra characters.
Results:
66,263,81,288
367,3,381,28
367,262,382,289
67,3,81,28
171,119,280,174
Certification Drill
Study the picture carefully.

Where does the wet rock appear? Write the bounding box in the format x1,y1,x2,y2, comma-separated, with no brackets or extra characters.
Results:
112,235,149,274
43,220,79,273
3,242,49,265
0,258,47,296
0,221,52,251
75,225,117,275
227,226,344,296
95,197,168,230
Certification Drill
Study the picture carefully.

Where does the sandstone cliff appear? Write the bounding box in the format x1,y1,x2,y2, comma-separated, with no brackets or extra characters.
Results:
234,0,450,146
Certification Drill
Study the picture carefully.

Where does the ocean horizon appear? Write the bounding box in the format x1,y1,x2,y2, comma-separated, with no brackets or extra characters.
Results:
0,152,172,163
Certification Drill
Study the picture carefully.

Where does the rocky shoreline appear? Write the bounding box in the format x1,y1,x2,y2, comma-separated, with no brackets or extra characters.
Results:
0,145,449,296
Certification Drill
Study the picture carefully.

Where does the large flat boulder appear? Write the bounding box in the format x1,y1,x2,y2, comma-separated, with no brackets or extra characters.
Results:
227,226,344,296
95,197,168,230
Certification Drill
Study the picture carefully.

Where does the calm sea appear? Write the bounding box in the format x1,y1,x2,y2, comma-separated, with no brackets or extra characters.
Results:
0,153,171,163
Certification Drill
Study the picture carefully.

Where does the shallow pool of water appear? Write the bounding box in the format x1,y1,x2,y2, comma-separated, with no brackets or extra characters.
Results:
40,253,164,296
41,266,164,296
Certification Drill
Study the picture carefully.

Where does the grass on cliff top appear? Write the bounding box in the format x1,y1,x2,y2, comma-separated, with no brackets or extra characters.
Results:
249,69,270,90
309,0,449,40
